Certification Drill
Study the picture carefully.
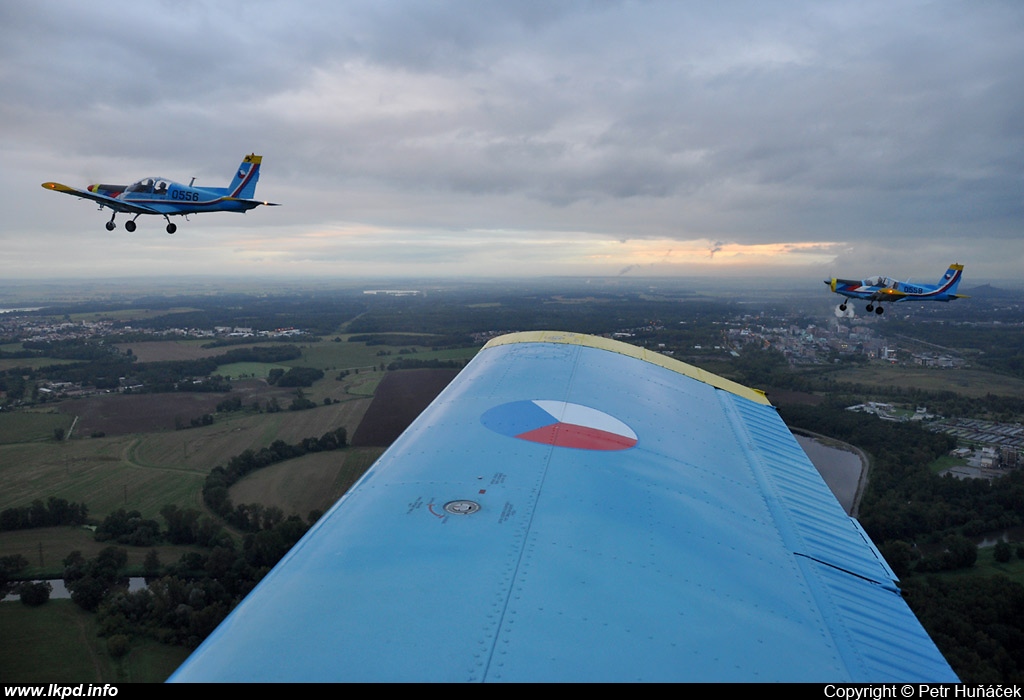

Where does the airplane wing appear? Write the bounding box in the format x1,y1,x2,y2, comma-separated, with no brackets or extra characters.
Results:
41,182,159,215
169,331,958,683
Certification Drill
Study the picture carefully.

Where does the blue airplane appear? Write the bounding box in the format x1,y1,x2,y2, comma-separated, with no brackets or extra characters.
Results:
41,153,278,234
169,331,958,682
825,263,967,315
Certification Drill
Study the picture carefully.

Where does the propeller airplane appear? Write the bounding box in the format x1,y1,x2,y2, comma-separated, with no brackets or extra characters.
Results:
825,263,967,315
42,154,278,234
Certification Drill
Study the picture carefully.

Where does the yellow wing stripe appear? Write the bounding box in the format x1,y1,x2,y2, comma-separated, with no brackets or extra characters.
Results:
483,330,771,405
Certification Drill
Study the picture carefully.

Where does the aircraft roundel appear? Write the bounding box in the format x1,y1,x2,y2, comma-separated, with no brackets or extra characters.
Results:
481,400,637,451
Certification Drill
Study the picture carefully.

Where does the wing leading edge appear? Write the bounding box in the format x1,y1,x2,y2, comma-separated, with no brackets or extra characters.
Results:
169,330,957,682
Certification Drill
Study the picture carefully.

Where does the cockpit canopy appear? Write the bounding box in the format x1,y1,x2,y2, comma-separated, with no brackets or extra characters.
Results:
864,276,896,288
125,178,171,195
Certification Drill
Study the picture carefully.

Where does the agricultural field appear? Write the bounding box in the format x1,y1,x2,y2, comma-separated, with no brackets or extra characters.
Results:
56,378,308,436
68,307,203,324
351,369,461,446
0,410,75,444
0,357,78,372
829,365,1024,399
0,334,455,585
229,447,385,519
114,338,233,363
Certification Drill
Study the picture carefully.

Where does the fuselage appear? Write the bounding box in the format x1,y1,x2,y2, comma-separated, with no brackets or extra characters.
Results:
88,178,261,215
827,264,964,304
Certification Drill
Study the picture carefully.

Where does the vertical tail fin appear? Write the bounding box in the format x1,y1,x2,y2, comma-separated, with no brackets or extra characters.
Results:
227,154,263,199
937,263,964,295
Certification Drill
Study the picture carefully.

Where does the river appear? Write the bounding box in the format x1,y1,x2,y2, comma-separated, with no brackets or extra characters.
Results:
795,435,866,516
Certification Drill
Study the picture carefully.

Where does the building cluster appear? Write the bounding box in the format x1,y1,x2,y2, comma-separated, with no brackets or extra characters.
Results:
724,314,965,368
0,312,306,345
1,316,118,344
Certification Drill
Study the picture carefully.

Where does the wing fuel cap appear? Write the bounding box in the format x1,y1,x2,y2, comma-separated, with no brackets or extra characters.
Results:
444,500,481,515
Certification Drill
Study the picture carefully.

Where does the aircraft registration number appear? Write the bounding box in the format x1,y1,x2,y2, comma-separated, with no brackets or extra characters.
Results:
904,285,924,294
170,189,200,201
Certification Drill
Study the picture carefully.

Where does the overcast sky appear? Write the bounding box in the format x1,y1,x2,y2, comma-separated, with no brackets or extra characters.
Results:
1,1,1021,283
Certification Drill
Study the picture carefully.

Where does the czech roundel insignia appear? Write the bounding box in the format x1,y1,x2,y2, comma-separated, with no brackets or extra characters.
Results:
481,400,637,451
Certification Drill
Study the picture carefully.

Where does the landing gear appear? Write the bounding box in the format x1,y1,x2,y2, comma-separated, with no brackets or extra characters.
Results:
875,305,885,315
839,303,847,311
105,220,116,231
166,222,177,234
866,303,874,312
125,220,137,233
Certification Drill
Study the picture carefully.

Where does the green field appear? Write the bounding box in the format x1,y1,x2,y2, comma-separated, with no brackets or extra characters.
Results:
215,361,294,379
68,307,203,323
229,446,385,518
830,365,1024,398
0,599,189,682
0,335,402,682
928,453,969,475
0,411,75,444
0,338,384,587
0,357,79,372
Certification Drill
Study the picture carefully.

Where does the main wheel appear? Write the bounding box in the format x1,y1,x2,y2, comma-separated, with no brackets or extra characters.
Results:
166,223,177,234
875,306,885,315
125,220,137,232
866,304,874,312
105,221,115,231
839,303,847,311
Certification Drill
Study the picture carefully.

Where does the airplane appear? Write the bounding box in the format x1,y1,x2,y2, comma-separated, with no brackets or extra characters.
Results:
825,263,967,315
169,330,959,682
41,153,278,234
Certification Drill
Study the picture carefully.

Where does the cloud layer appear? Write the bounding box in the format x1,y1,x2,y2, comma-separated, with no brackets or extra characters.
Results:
2,1,1021,281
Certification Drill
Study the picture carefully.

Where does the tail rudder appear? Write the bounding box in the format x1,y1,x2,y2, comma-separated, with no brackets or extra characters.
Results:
938,263,964,296
227,154,263,199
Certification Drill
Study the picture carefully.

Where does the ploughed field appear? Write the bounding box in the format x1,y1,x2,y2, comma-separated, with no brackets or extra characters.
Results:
351,369,461,447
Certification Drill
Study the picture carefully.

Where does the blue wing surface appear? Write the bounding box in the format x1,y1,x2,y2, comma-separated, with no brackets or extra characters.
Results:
169,331,957,682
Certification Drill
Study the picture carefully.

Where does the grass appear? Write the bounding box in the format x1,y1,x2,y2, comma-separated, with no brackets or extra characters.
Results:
829,364,1024,399
0,599,190,682
0,434,206,521
916,543,1024,587
229,446,385,518
215,361,292,379
67,307,202,323
928,453,968,475
0,526,203,579
0,357,79,372
0,335,439,682
0,411,75,444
